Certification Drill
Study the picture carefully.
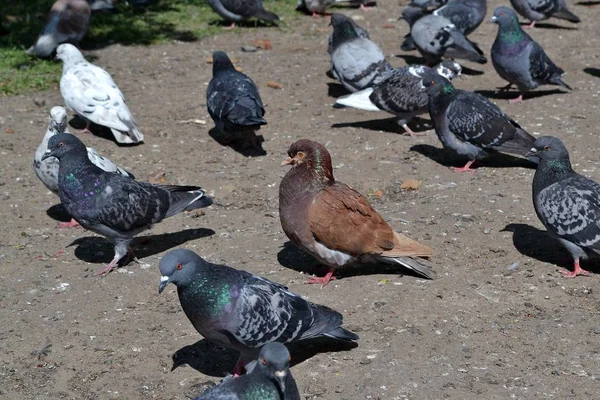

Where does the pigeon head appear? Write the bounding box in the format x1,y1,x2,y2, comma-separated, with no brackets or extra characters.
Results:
526,136,571,165
435,60,462,80
49,106,68,133
400,7,426,26
55,43,85,65
330,14,360,49
281,139,334,183
158,248,205,293
490,6,520,27
212,51,235,74
42,133,85,161
256,343,291,395
421,70,455,96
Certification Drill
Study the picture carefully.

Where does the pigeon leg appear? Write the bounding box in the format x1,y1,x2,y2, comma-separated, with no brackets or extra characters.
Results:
524,20,536,29
508,94,524,104
224,22,236,29
97,240,130,276
232,359,246,377
451,160,476,173
560,258,590,278
80,120,93,134
359,4,374,10
96,256,120,276
401,124,425,137
305,267,337,287
57,218,81,229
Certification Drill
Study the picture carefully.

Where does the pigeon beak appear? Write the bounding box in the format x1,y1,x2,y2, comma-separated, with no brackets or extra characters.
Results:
41,149,54,161
489,16,497,23
274,370,287,393
525,147,537,157
158,276,169,294
280,157,293,166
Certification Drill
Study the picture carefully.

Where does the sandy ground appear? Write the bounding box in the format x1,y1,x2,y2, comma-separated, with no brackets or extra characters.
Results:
2,0,600,398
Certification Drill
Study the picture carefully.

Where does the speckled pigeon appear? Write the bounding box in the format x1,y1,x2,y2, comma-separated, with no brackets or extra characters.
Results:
422,71,536,172
194,343,299,400
207,0,279,28
34,106,134,229
41,133,212,275
433,0,487,35
509,0,580,28
279,139,436,286
327,13,369,55
528,136,600,277
26,0,90,58
491,6,571,103
330,13,392,92
158,248,358,375
335,60,462,136
207,51,267,148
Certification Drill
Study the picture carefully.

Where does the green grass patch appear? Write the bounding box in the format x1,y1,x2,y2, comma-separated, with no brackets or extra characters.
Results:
0,0,300,95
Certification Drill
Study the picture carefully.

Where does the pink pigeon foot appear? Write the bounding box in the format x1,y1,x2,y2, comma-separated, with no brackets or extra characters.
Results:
96,257,120,276
305,267,337,287
451,160,476,173
359,4,374,10
57,218,81,229
232,360,246,376
312,12,331,17
508,94,524,104
224,22,236,29
401,124,424,137
524,20,536,29
560,259,590,278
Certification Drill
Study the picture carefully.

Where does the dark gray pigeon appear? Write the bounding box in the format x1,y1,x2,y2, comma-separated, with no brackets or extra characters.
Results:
207,0,279,28
327,13,369,55
335,60,462,136
433,0,487,35
527,136,599,277
491,6,571,103
194,343,299,400
422,71,536,172
509,0,580,28
41,133,212,275
158,248,358,375
330,13,393,92
399,7,426,52
207,51,267,148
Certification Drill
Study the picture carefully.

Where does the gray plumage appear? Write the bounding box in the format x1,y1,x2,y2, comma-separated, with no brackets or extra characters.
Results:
41,133,212,275
335,60,462,136
330,13,392,93
34,106,134,196
327,13,369,55
509,0,580,27
194,343,299,400
433,0,487,35
491,7,571,102
158,249,358,373
409,0,447,8
207,0,279,25
528,136,598,277
87,0,115,11
26,0,91,58
399,7,426,52
207,51,266,144
297,0,335,15
422,71,536,171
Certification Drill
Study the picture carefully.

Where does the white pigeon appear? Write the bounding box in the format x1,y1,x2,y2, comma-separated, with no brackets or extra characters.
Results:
34,106,135,228
56,43,144,144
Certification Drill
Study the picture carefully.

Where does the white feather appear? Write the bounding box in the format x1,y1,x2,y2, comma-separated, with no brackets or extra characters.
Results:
335,88,379,111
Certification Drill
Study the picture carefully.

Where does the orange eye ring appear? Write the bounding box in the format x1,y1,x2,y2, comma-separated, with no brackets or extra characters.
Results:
544,146,551,151
176,263,183,270
261,357,267,366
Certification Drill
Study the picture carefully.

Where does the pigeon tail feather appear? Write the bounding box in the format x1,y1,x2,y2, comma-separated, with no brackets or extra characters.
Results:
550,75,572,90
335,88,379,111
374,254,437,279
252,9,280,23
323,326,360,342
552,8,580,23
110,126,144,144
159,185,212,218
494,128,536,156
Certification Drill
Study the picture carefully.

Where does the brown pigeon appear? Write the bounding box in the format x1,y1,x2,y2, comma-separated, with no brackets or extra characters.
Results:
279,139,435,286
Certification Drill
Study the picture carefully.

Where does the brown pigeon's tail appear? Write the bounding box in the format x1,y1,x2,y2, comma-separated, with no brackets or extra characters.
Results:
376,231,436,279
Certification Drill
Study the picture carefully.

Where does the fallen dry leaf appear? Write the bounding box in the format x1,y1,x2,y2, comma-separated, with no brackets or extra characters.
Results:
375,190,383,198
252,39,272,50
400,179,422,190
267,80,283,89
148,172,167,184
382,24,395,29
5,128,14,134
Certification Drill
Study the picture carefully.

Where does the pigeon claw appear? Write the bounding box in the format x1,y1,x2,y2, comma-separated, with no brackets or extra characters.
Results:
508,94,524,104
451,160,476,173
57,218,81,229
560,260,590,278
97,258,120,276
304,268,337,287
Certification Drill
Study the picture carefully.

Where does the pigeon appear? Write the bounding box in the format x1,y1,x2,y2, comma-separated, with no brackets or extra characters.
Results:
327,13,369,55
87,0,115,12
26,0,91,58
329,13,393,93
421,71,536,172
406,12,487,65
509,0,580,28
399,7,426,52
433,0,487,35
41,133,212,275
158,248,358,375
409,0,448,9
194,343,299,400
34,106,134,229
296,0,335,17
333,0,376,11
335,60,462,137
56,44,144,144
528,136,600,277
207,51,267,148
491,6,572,103
207,0,279,28
279,139,436,286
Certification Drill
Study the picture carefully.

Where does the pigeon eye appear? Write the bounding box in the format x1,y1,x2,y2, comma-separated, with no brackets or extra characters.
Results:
58,142,65,148
544,146,551,151
176,263,183,270
500,11,504,15
296,151,305,159
262,357,267,366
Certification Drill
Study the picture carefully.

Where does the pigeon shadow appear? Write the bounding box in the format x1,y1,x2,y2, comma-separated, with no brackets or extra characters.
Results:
410,144,536,170
68,116,143,147
584,68,600,78
474,88,567,101
576,1,600,4
208,19,278,28
67,228,215,265
208,127,267,157
327,82,349,98
459,65,485,76
331,116,432,135
46,203,72,223
394,54,426,65
519,22,578,30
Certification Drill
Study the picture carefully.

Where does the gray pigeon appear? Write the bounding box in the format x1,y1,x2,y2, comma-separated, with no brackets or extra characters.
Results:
433,0,487,35
407,13,487,65
194,343,299,400
509,0,580,28
422,71,536,172
330,13,393,93
296,0,336,16
34,106,134,229
528,136,599,277
158,248,358,375
207,0,279,28
409,0,448,8
41,133,212,275
491,6,571,103
327,13,369,55
335,60,462,136
207,51,267,148
399,7,426,52
26,0,91,58
87,0,115,12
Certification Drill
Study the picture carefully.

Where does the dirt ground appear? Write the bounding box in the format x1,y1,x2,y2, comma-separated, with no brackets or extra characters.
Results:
2,0,600,398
